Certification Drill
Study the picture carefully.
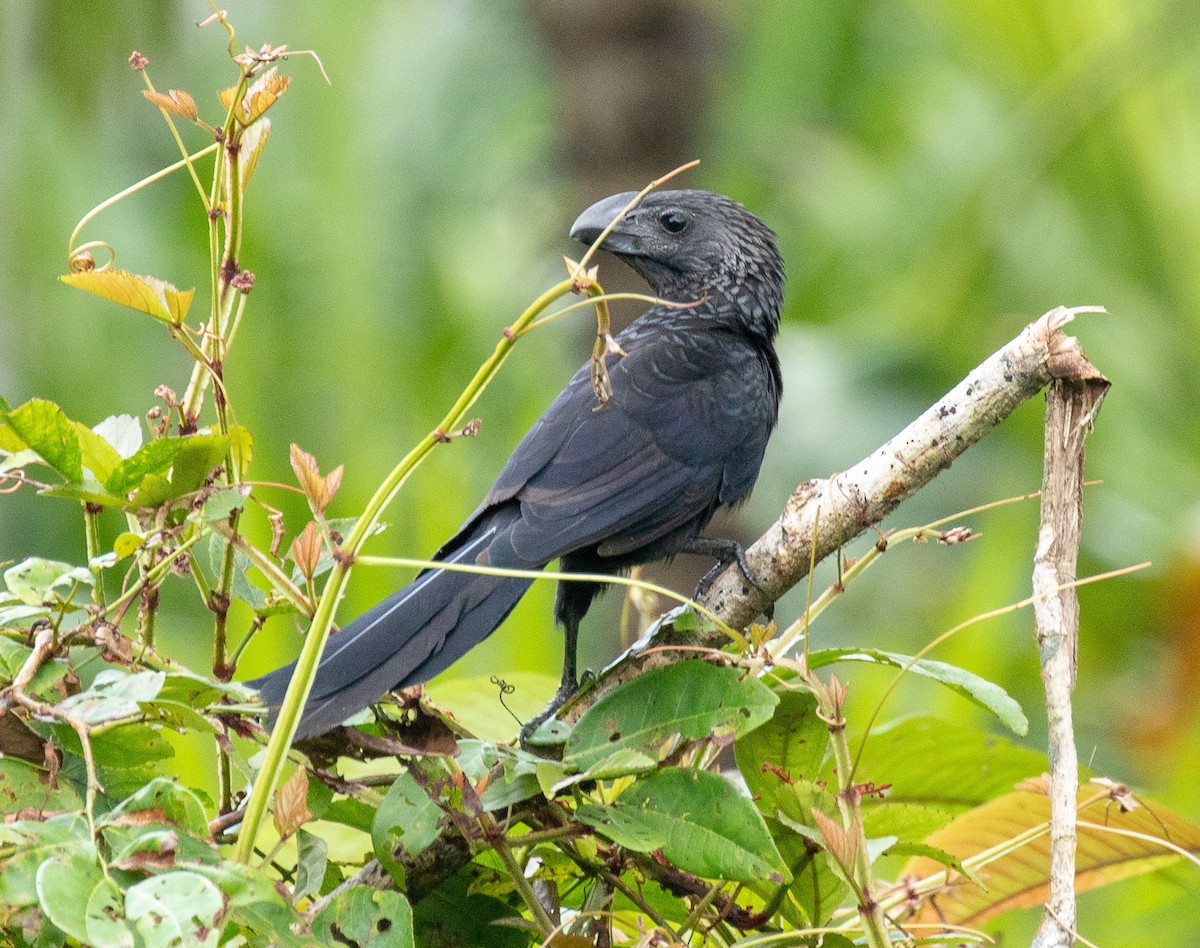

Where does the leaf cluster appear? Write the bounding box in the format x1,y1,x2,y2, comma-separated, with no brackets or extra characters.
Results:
1,13,1196,948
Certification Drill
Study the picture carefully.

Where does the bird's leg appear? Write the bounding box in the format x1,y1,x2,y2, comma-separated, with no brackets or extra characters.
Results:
520,613,586,750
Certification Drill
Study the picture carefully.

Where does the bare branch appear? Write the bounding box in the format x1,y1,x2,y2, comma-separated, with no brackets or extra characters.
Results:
567,305,1108,715
1031,372,1109,948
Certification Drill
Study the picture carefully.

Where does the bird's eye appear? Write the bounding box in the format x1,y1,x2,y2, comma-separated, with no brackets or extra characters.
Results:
659,210,688,234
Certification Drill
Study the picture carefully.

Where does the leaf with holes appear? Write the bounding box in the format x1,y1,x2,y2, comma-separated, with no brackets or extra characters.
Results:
565,661,777,770
125,871,222,947
372,771,442,886
4,557,93,606
735,688,829,820
311,886,414,947
579,767,790,883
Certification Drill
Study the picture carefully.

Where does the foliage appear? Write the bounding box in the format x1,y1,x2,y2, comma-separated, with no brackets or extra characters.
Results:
1,10,1198,947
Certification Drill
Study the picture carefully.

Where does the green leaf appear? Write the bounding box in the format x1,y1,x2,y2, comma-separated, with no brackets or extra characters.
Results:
771,828,847,928
311,886,414,947
0,816,89,915
227,423,254,478
809,647,1029,735
85,876,134,948
57,669,165,724
542,746,658,797
457,740,544,810
321,797,377,834
184,863,305,945
205,534,267,610
168,432,228,495
61,269,195,325
130,472,173,508
38,479,132,509
56,721,176,770
73,421,122,484
1,398,83,482
372,771,441,886
735,689,829,819
125,871,222,947
93,414,143,459
102,778,209,837
4,557,93,605
576,802,668,851
294,828,329,903
855,717,1047,812
157,668,254,707
883,840,978,884
113,532,146,560
197,484,249,523
861,802,954,846
0,602,49,626
565,661,778,770
35,844,103,943
580,767,791,884
105,438,185,497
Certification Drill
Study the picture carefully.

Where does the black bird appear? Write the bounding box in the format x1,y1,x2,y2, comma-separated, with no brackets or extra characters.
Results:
253,189,785,741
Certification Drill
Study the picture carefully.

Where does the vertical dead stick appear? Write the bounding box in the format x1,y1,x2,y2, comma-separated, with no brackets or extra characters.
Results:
1031,371,1109,948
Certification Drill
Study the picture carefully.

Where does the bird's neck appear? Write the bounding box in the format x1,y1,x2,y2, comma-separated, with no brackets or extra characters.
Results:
652,277,781,346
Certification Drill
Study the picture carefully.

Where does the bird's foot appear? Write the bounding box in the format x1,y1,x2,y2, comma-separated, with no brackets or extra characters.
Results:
520,672,592,752
689,539,765,595
690,539,775,622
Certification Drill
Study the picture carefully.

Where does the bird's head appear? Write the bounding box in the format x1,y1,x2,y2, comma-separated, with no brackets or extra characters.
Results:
570,189,784,336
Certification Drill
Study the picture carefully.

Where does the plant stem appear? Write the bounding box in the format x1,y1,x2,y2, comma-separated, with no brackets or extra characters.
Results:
823,681,891,948
67,144,220,259
233,276,581,864
181,74,248,425
83,504,106,609
209,521,312,615
483,810,557,937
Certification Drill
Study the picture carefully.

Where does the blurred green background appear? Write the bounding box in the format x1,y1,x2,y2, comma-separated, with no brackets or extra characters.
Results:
2,0,1197,939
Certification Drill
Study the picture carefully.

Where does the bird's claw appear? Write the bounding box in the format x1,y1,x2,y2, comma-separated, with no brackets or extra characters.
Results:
520,671,591,752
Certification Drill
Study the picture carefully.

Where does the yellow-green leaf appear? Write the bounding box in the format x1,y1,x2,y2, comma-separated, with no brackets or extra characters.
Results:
71,422,121,484
218,68,290,126
903,786,1200,925
227,425,254,478
61,269,195,325
113,533,146,560
2,399,82,482
239,118,271,189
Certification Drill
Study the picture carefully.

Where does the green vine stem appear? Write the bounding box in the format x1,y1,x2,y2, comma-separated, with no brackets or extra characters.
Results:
180,73,249,427
210,521,313,615
66,143,220,265
83,504,106,609
233,275,584,863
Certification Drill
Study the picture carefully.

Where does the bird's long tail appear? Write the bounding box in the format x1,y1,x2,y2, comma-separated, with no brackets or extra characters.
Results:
251,506,535,740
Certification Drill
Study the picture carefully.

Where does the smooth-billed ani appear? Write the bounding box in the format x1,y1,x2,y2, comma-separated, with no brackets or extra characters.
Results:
252,189,785,740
